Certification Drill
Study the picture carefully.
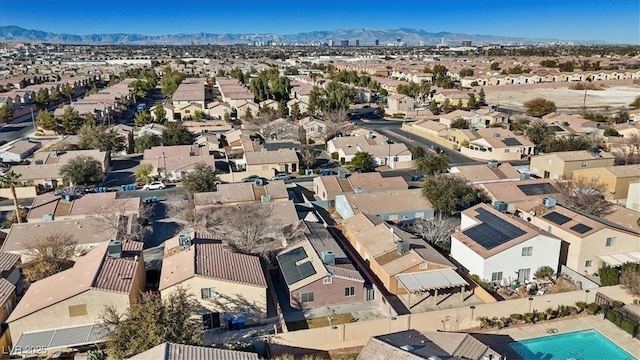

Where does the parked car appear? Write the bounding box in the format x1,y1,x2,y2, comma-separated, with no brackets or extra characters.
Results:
241,175,260,183
271,174,291,181
321,169,335,176
143,181,166,190
356,168,376,173
411,174,426,182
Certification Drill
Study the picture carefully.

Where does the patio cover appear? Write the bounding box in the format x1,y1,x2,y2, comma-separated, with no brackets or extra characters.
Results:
396,268,467,293
597,251,640,267
11,323,107,356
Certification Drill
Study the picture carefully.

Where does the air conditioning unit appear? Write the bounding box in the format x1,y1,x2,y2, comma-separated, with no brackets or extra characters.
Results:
321,251,336,265
543,197,557,208
493,201,508,212
107,240,123,258
178,233,192,249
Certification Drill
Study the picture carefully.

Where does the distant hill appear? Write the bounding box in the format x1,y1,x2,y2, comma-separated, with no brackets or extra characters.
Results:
0,25,603,45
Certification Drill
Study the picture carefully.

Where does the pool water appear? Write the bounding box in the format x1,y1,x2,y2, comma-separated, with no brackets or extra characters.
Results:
508,329,635,360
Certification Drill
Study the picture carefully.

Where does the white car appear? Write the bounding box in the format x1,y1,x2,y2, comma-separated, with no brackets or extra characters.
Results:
143,181,166,190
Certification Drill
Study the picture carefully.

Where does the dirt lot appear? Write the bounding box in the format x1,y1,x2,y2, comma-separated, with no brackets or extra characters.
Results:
484,84,640,111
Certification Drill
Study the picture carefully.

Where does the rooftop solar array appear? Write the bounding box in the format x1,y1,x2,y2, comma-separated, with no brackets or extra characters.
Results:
543,211,572,225
463,208,527,250
277,247,316,285
570,223,593,234
517,183,559,196
502,138,522,146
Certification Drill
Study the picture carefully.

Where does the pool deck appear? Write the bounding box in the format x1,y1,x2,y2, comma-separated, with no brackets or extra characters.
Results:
487,316,640,359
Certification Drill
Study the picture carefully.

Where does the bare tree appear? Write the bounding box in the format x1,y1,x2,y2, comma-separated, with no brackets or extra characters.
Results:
323,109,355,142
611,133,640,165
620,267,640,298
94,198,153,241
166,199,210,234
21,231,77,283
557,177,613,217
299,144,318,170
409,214,455,250
206,203,277,255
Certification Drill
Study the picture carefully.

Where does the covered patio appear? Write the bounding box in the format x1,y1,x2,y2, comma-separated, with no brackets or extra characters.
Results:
396,268,472,310
11,323,107,357
598,251,640,267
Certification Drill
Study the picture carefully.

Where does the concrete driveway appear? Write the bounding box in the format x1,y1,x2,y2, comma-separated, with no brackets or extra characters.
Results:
104,154,141,187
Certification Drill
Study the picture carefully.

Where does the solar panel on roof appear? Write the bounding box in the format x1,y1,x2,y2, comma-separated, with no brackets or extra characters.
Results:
570,223,593,234
462,208,526,250
277,247,317,285
543,211,571,225
502,138,522,146
517,183,559,196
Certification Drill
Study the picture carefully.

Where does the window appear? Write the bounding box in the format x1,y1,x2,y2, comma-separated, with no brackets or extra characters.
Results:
505,149,510,153
585,260,593,267
606,237,617,247
547,226,552,233
491,272,503,282
521,246,533,257
202,312,220,330
420,263,427,270
581,161,588,168
301,292,314,303
68,304,88,317
323,276,332,285
517,268,531,282
344,286,355,297
201,287,216,299
546,158,552,165
185,110,191,114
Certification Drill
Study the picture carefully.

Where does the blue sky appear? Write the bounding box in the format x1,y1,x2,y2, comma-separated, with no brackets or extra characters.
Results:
1,0,638,44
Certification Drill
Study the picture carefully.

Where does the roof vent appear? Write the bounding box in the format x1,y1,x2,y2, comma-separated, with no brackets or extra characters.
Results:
354,187,363,194
50,149,58,157
487,159,499,168
178,233,192,249
543,197,556,208
401,345,415,351
189,151,196,156
561,121,570,126
397,239,410,255
321,251,336,265
588,145,600,157
493,132,500,138
261,194,272,203
34,159,44,165
42,213,54,221
520,172,531,180
108,240,123,258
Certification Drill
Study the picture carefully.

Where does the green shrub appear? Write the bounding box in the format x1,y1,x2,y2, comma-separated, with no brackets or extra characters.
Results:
575,301,586,312
536,312,545,322
620,317,638,336
523,312,536,323
534,266,555,279
510,313,524,321
567,306,578,315
477,316,494,328
470,274,494,292
586,303,600,315
605,309,623,325
557,305,571,317
340,158,346,165
313,169,321,174
298,168,305,175
599,266,620,286
331,152,339,160
500,317,512,327
545,308,557,320
613,300,625,308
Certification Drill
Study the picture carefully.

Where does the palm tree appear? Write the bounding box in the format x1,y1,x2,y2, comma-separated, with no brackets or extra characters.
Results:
0,171,23,223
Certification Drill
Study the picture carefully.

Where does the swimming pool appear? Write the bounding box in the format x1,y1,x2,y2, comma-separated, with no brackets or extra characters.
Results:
508,329,635,360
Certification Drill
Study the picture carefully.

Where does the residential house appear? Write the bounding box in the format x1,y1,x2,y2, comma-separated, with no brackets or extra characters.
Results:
449,161,522,185
480,178,561,213
32,149,109,170
150,103,175,122
7,240,145,357
194,181,289,207
26,192,141,223
159,232,268,328
128,342,260,360
454,128,535,161
172,78,206,110
529,149,616,180
433,90,473,108
542,113,600,135
241,148,299,178
387,94,414,113
277,221,366,310
0,140,42,162
259,99,279,112
405,120,448,138
1,217,119,262
573,165,640,203
438,109,474,128
0,278,16,324
626,181,640,212
614,120,640,138
136,123,167,138
327,136,411,167
141,145,215,181
451,204,561,284
341,213,467,296
0,252,22,294
235,100,260,117
206,101,232,120
194,133,223,152
335,188,434,221
514,202,640,274
358,329,504,360
287,98,308,115
314,172,408,205
174,102,204,121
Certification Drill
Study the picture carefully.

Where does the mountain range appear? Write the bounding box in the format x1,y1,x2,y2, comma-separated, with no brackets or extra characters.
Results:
0,26,597,46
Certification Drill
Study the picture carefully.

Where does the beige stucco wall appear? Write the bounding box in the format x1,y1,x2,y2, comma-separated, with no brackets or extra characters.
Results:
9,289,131,341
573,168,638,201
530,155,615,180
0,186,37,200
161,276,267,324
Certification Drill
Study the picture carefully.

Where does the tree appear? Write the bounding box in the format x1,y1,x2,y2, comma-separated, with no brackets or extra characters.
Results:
557,177,613,217
193,110,205,122
409,214,455,250
58,107,83,134
290,102,300,120
450,117,469,129
323,109,354,141
620,262,640,297
422,174,476,214
299,144,318,170
0,104,14,122
134,111,153,127
277,101,289,119
162,122,193,146
242,107,254,120
153,105,167,123
525,119,553,146
223,111,231,123
36,109,57,131
0,171,23,223
429,99,439,115
181,163,220,194
467,93,478,109
524,97,556,117
135,163,154,184
135,134,163,153
459,68,474,77
490,62,500,71
441,98,453,114
511,117,530,133
478,88,486,105
598,265,620,286
60,83,74,103
613,110,630,124
59,155,103,185
34,88,50,109
101,287,202,359
416,154,449,176
20,231,77,283
350,151,374,170
630,96,640,109
534,266,555,279
410,146,425,159
78,124,125,154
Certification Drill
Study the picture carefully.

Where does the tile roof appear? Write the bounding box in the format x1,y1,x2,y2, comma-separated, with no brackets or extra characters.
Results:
244,148,299,165
128,342,260,360
481,178,559,203
8,240,143,322
450,162,521,184
0,278,15,307
0,252,21,273
27,193,140,221
342,189,433,215
193,181,289,206
160,235,267,291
